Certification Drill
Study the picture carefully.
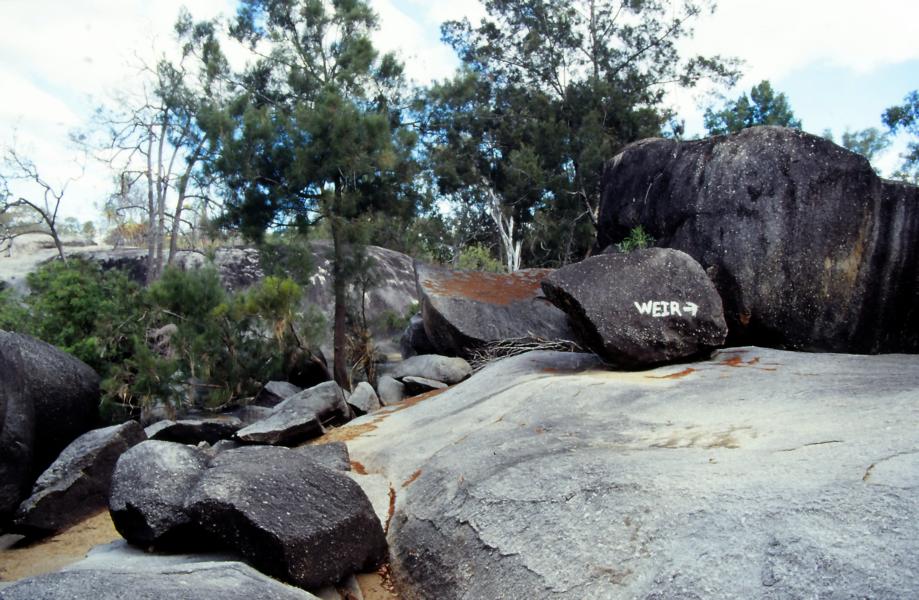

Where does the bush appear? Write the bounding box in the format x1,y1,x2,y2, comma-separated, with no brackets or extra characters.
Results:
456,244,503,272
615,226,655,253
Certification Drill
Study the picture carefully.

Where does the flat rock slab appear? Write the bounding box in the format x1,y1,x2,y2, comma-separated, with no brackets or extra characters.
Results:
186,445,386,589
542,248,727,366
342,348,919,599
0,559,319,599
235,382,349,446
14,421,146,536
415,262,574,357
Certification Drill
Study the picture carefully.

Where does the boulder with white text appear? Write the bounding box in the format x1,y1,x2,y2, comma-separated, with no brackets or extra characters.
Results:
541,249,727,367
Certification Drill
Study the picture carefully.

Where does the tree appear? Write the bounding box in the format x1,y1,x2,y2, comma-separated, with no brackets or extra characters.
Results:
823,127,891,173
0,147,80,261
883,90,919,183
704,80,801,136
185,0,420,387
425,0,738,267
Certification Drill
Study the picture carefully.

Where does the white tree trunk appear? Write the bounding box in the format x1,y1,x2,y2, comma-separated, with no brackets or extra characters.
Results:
486,186,521,273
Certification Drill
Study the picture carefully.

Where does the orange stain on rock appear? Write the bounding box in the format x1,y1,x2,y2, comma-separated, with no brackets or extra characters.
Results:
402,469,422,488
422,269,552,306
647,367,697,380
350,461,368,475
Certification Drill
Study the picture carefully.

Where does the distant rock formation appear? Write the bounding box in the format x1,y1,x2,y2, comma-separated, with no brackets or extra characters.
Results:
596,126,919,353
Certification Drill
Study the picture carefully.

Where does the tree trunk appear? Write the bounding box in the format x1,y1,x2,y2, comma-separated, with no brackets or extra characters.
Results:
145,131,156,284
154,119,168,279
331,184,349,389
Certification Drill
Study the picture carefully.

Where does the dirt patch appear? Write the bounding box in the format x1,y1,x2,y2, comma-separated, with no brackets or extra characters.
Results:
357,563,400,599
0,511,121,581
421,269,552,306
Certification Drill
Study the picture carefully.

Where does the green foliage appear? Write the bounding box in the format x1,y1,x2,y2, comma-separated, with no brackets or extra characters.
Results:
704,80,802,136
824,127,891,173
456,244,503,272
883,90,919,183
615,226,655,253
0,286,29,332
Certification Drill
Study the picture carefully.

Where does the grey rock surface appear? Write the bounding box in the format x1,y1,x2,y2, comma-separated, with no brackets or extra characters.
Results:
185,445,387,589
401,376,447,396
596,126,919,353
235,382,349,446
0,548,319,599
346,382,382,415
108,440,209,548
145,417,243,446
13,421,146,535
387,354,471,385
542,248,728,366
254,381,303,408
341,348,919,599
0,330,100,520
415,262,574,357
296,442,351,472
376,376,404,406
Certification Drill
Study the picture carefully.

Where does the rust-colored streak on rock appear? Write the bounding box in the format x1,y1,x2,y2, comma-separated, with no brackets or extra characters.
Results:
402,469,422,488
385,487,396,534
350,460,368,475
647,367,697,380
422,269,553,306
720,356,745,367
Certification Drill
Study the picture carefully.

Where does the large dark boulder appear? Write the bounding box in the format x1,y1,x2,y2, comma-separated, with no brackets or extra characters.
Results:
415,262,574,357
185,446,387,589
108,440,210,549
542,249,728,366
13,421,146,536
0,331,100,521
596,126,919,353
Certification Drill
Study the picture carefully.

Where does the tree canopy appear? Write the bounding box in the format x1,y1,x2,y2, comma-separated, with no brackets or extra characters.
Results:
884,90,919,182
704,80,801,136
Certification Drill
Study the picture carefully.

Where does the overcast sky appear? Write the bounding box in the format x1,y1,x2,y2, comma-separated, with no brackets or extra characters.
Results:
1,0,917,223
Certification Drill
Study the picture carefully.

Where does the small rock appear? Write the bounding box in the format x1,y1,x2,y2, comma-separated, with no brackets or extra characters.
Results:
13,422,146,536
186,446,387,589
347,382,381,415
376,376,404,406
402,376,448,396
254,381,303,408
108,440,210,549
388,354,471,385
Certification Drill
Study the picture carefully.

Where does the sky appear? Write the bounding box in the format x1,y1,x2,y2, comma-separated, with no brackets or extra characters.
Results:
0,0,917,224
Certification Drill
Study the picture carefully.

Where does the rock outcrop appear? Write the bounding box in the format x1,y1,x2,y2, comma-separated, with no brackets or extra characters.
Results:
13,422,146,536
595,126,919,353
415,263,574,357
542,248,728,366
186,445,386,590
340,348,919,599
0,331,100,520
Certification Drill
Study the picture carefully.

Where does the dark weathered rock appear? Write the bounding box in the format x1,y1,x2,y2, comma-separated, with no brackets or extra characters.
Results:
0,560,319,600
108,440,209,548
235,382,350,446
341,349,919,599
254,381,303,408
145,417,243,446
542,249,728,366
596,126,919,353
400,314,436,359
13,422,146,536
346,382,382,415
185,446,387,589
415,262,574,358
388,354,472,385
402,376,448,396
376,376,404,406
0,331,100,520
296,442,351,472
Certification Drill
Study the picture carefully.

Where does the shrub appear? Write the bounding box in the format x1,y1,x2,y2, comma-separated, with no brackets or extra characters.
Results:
615,225,655,253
